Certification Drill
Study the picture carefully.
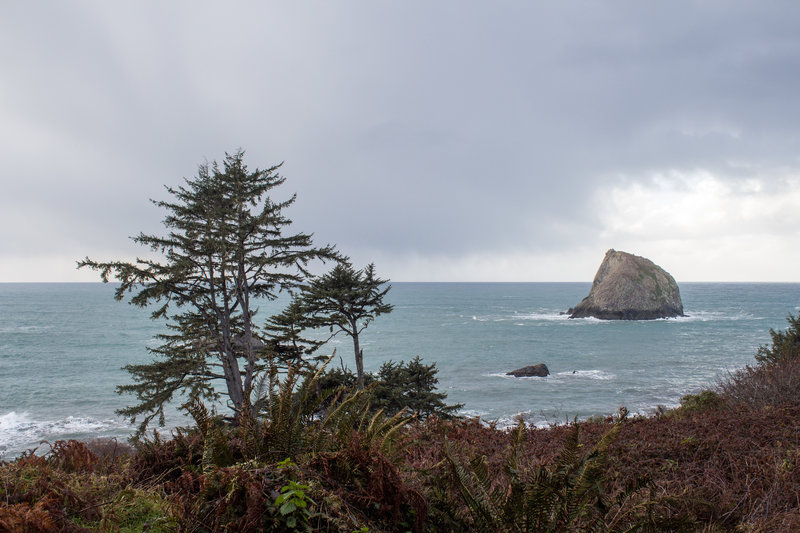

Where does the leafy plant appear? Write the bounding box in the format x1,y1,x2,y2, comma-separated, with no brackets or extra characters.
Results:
183,398,233,472
275,479,315,530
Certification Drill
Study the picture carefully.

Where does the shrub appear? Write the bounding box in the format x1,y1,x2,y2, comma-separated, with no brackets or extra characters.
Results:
316,356,462,419
755,313,800,366
676,389,724,414
718,360,800,409
718,314,800,410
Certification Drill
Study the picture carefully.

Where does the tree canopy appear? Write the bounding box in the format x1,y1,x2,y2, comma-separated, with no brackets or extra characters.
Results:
78,150,337,435
301,261,392,388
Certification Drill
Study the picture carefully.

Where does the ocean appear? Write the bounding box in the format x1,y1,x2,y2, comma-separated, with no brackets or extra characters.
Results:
1,282,799,459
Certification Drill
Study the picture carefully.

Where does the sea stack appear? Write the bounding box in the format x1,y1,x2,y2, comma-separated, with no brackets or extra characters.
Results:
568,249,684,320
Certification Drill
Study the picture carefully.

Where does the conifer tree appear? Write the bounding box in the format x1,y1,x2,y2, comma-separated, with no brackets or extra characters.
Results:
301,261,392,388
78,150,336,435
263,295,328,366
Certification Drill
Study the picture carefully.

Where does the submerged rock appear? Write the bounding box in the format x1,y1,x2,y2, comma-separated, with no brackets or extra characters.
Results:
507,363,550,377
569,249,684,320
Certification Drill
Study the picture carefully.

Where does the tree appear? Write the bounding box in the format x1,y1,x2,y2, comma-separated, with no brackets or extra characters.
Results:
263,295,327,367
314,356,463,418
373,357,462,418
78,150,336,435
301,261,393,388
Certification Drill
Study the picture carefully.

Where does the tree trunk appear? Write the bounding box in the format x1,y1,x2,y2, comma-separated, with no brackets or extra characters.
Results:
353,326,364,389
222,351,245,415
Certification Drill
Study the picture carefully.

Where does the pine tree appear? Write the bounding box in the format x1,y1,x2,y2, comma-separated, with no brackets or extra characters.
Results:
78,150,336,435
301,261,392,388
263,295,328,367
373,356,462,418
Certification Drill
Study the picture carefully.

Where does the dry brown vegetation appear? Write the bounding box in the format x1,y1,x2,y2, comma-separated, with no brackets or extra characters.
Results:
3,398,800,531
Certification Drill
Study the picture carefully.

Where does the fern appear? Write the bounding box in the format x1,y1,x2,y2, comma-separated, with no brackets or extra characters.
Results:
445,408,646,532
183,398,232,472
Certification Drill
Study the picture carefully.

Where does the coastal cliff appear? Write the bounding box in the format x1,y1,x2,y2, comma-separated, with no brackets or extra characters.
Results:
569,249,684,320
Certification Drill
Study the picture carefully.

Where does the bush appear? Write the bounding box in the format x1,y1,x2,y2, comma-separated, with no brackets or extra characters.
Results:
316,356,462,418
718,314,800,410
677,389,724,414
718,360,800,409
755,313,800,366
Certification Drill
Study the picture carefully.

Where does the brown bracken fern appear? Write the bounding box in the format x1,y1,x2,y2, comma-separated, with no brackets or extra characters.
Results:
444,407,655,532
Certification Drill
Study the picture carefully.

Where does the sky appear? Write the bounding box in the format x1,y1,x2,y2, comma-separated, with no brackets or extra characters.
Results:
2,2,800,282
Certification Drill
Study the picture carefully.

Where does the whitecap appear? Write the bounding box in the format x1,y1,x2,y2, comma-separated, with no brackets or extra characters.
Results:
491,411,554,429
666,310,760,322
457,408,487,419
0,411,130,458
510,312,568,322
555,370,616,380
0,411,32,430
0,325,52,334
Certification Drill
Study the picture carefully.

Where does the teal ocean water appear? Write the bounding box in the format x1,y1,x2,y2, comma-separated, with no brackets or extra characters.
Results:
2,282,799,459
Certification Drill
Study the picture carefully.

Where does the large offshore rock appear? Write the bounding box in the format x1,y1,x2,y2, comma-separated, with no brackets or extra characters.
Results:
568,250,684,320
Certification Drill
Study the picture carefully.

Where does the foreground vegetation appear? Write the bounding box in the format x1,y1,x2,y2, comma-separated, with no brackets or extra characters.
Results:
3,314,800,531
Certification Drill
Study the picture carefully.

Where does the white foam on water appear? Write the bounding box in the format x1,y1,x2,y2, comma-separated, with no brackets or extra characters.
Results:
554,369,616,380
457,408,488,419
0,411,129,458
511,311,569,321
0,325,53,334
491,411,556,429
507,310,761,323
488,369,615,381
666,310,760,322
563,316,605,323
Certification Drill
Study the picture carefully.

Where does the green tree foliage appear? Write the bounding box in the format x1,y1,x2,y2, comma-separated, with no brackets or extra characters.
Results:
755,313,800,366
315,356,462,419
263,295,327,368
301,261,393,388
372,357,462,418
78,151,336,435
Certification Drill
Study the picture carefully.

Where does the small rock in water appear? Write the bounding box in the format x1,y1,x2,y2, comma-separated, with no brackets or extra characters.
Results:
507,363,550,377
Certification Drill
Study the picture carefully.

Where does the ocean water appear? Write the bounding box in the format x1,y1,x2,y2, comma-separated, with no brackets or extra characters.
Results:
2,282,799,459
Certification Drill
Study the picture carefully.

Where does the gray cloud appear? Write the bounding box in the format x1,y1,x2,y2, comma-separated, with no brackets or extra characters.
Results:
2,1,800,280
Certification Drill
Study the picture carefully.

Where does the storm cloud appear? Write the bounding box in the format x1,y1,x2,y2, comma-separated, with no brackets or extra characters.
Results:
2,2,800,281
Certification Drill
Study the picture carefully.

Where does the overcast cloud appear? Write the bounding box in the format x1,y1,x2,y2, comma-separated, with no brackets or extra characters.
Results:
2,1,800,282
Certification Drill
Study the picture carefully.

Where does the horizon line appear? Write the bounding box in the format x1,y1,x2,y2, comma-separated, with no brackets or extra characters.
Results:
2,280,800,284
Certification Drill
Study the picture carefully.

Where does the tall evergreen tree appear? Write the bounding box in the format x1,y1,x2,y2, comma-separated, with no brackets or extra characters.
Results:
301,261,392,388
78,150,336,435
